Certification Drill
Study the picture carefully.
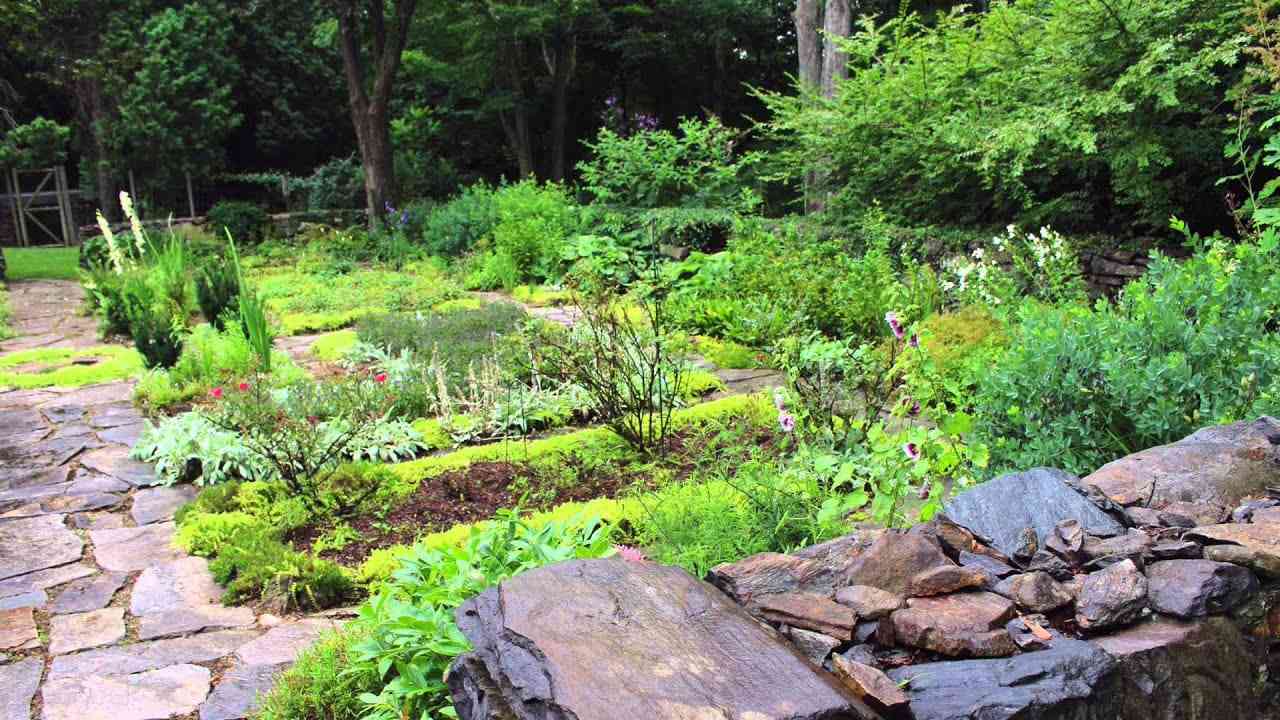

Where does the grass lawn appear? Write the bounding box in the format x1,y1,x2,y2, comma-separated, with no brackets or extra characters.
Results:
4,246,81,280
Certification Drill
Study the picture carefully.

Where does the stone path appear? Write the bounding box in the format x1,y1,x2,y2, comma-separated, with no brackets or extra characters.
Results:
0,280,340,720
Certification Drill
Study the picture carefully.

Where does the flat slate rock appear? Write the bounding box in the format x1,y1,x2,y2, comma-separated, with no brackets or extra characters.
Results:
0,515,83,581
1085,417,1280,507
0,562,95,599
42,663,212,720
130,557,223,616
130,484,197,525
77,445,158,487
943,468,1124,560
49,607,126,654
449,558,876,720
48,629,260,680
90,522,182,572
1145,560,1258,618
97,422,144,446
1187,522,1280,577
0,492,121,519
0,606,39,650
138,605,256,640
0,590,47,610
65,469,132,495
887,639,1117,720
50,572,128,614
235,619,338,666
0,658,42,720
88,403,144,429
199,663,287,720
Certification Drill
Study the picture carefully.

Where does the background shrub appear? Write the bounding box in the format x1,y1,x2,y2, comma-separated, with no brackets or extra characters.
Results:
207,200,269,245
421,184,496,257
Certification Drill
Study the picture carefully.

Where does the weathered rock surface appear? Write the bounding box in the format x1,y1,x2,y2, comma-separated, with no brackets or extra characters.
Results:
0,658,42,720
234,619,336,666
707,552,838,609
1084,417,1280,507
50,571,127,614
1082,529,1152,567
199,663,286,720
138,605,257,640
48,607,126,654
42,663,212,720
839,531,951,596
77,445,159,487
0,515,83,580
908,565,986,597
130,484,198,525
1076,559,1147,631
0,590,46,610
887,639,1117,720
942,468,1124,559
1092,617,1266,718
1187,522,1280,577
784,626,842,665
835,585,903,619
448,559,876,720
756,592,857,640
0,562,94,599
997,571,1074,613
1157,501,1227,527
890,592,1017,658
831,655,910,717
49,629,260,680
1145,560,1258,618
130,557,224,615
90,522,183,572
0,606,39,649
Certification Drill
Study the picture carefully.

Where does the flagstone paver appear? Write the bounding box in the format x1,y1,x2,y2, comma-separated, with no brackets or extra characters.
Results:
0,281,336,720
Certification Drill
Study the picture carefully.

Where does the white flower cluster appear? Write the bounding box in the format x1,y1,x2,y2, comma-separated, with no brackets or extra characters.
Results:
92,191,148,276
942,225,1080,306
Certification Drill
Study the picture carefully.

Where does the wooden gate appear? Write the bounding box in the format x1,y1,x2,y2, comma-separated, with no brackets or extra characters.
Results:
5,166,79,246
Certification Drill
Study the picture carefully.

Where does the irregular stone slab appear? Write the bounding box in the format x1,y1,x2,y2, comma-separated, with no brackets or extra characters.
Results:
131,557,224,615
88,403,143,429
38,382,134,410
756,591,857,640
130,484,197,525
69,511,126,531
831,655,910,717
1076,559,1147,631
1092,617,1265,717
1149,540,1201,560
1253,506,1280,524
235,619,337,666
78,445,158,487
1085,417,1280,507
66,469,131,495
97,422,144,446
0,658,42,720
834,585,903,619
0,590,46,610
1005,614,1056,652
993,571,1074,613
890,592,1017,658
782,626,841,665
707,552,838,610
50,572,127,614
138,605,256,640
48,629,260,680
90,522,182,572
839,530,951,596
887,639,1117,720
1158,500,1227,527
0,606,38,649
0,515,83,580
448,559,874,720
958,551,1017,588
943,468,1124,559
0,492,121,519
907,565,985,597
0,562,95,599
38,404,85,424
1187,522,1280,577
42,663,212,720
49,607,125,654
1081,529,1152,567
199,663,287,720
1146,560,1258,618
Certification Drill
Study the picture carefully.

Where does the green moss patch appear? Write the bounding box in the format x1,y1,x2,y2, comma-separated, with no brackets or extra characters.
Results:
0,345,144,388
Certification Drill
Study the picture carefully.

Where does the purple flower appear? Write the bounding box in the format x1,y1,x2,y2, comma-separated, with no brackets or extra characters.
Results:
399,210,409,227
604,95,618,108
903,442,921,461
773,389,787,412
885,311,905,340
909,333,920,348
633,113,659,132
910,401,921,417
779,411,796,433
384,201,395,215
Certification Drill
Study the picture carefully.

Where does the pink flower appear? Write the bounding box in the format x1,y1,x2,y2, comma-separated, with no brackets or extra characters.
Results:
210,387,223,399
779,411,796,433
910,401,921,417
374,373,388,384
909,334,920,349
307,415,319,426
614,545,648,563
885,311,905,340
238,382,250,392
773,389,787,412
903,442,921,461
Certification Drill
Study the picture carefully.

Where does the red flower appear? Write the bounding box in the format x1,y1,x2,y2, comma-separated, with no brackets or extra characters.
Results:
307,416,319,426
237,382,250,392
210,387,224,399
374,373,388,384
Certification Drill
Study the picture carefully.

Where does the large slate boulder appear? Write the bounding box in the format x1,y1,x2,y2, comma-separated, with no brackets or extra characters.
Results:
1091,617,1267,718
447,559,880,720
886,639,1118,720
1084,417,1280,507
942,468,1125,560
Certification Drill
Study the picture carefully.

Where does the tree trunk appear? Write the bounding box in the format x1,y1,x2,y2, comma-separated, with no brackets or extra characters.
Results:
497,40,536,179
821,0,851,98
794,0,822,90
547,36,576,183
74,76,119,220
